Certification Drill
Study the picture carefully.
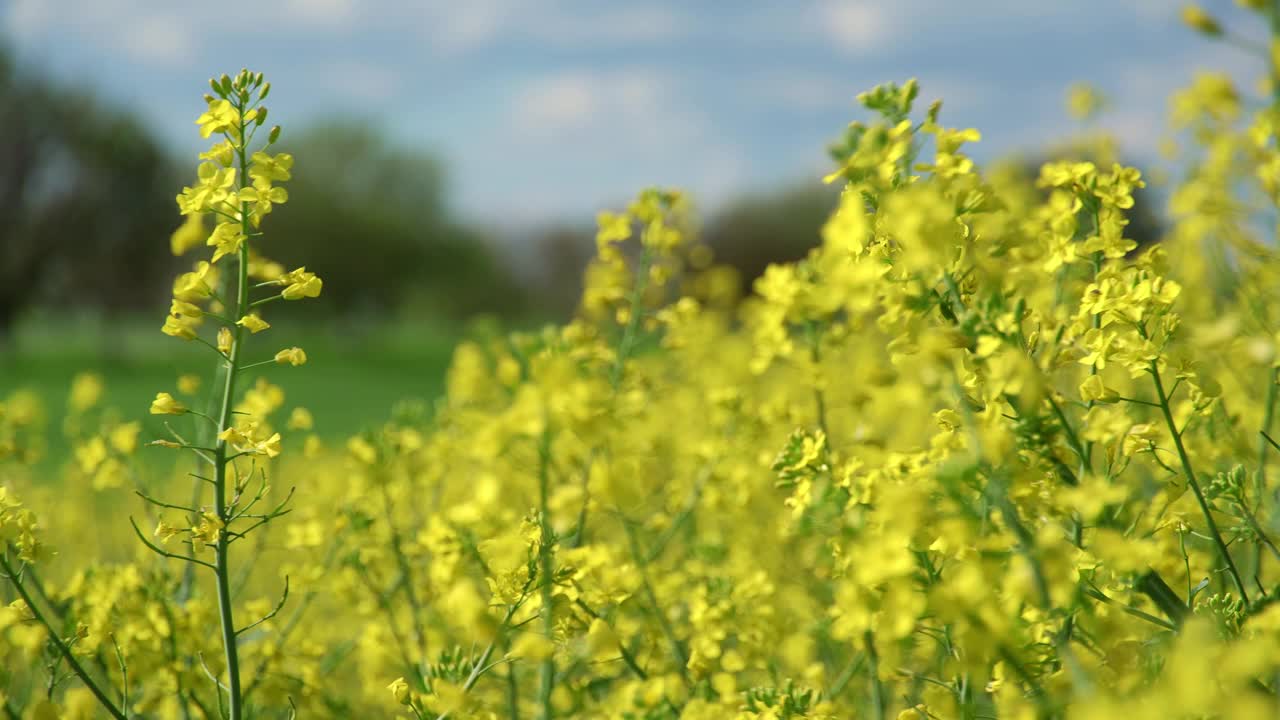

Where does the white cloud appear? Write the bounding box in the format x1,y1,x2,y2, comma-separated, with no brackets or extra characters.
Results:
417,0,516,55
3,0,54,38
407,0,689,55
477,66,747,219
513,68,673,137
1,0,202,66
814,0,894,54
528,5,688,45
516,74,600,133
115,13,197,65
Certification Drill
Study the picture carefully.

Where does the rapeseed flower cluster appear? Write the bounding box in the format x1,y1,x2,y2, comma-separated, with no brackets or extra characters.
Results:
5,8,1280,719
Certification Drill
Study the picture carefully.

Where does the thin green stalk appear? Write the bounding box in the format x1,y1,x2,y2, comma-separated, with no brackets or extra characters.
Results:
1082,210,1104,467
608,249,653,389
0,554,128,720
1046,396,1088,478
1256,367,1277,519
1081,585,1177,631
505,664,521,720
574,599,648,681
379,480,429,672
1135,570,1190,627
995,643,1051,720
536,429,556,720
1150,363,1249,603
621,520,690,683
208,108,254,720
806,321,831,439
435,601,523,720
826,652,865,700
572,249,653,550
864,631,885,720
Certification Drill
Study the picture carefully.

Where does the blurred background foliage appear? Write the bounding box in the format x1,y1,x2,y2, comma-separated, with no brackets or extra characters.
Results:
0,46,179,343
268,121,524,319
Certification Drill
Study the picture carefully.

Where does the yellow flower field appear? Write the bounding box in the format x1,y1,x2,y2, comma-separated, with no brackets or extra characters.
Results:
5,6,1280,719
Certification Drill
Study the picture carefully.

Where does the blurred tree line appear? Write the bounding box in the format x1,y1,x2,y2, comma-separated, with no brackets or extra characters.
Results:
0,48,177,341
0,47,520,345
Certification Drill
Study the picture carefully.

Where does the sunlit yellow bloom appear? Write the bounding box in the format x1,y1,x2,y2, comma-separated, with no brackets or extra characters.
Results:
176,163,236,215
207,222,247,264
154,519,181,544
149,392,186,415
236,314,270,333
172,261,216,302
195,98,239,138
248,151,293,185
274,347,307,366
280,268,323,300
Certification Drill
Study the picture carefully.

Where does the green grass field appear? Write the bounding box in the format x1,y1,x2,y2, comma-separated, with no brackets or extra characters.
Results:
1,312,463,466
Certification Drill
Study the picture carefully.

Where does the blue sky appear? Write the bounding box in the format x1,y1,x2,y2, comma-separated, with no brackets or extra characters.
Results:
1,0,1263,227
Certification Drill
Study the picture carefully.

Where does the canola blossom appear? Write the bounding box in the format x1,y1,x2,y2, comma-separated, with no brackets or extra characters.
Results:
5,7,1280,718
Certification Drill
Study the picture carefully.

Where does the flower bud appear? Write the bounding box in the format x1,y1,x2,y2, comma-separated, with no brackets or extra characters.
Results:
387,677,411,705
1181,5,1222,36
256,107,268,126
268,125,281,144
260,82,271,101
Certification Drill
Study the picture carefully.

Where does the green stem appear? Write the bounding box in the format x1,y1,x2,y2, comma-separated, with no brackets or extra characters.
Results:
209,103,254,720
1256,368,1277,510
825,652,865,700
1150,363,1249,603
435,601,524,720
1135,570,1190,627
0,554,128,720
1081,585,1177,631
379,480,429,673
574,598,648,681
609,250,653,389
864,631,885,720
536,430,556,720
622,520,690,683
806,321,830,439
572,251,656,550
